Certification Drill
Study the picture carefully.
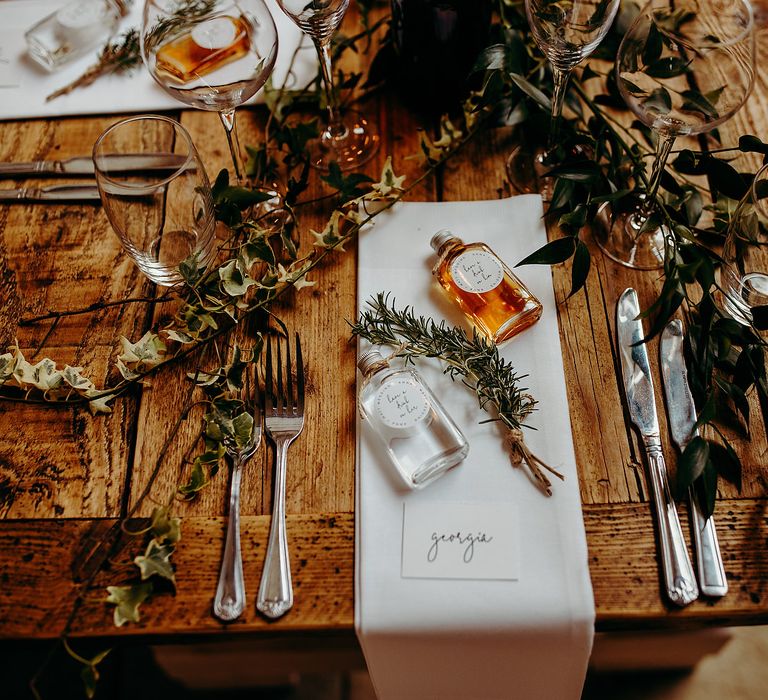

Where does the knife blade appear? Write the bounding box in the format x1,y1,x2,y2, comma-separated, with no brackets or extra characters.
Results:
617,288,698,607
660,319,728,597
0,184,101,203
0,153,188,178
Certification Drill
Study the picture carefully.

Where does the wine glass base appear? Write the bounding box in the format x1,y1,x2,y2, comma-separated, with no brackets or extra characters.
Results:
594,197,667,271
505,144,544,195
310,112,380,172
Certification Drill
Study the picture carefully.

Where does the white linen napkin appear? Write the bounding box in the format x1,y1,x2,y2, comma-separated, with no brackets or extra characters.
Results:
0,0,316,120
355,196,595,700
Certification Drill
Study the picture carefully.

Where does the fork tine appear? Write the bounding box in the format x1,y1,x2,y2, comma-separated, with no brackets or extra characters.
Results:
295,333,304,412
265,336,274,413
286,332,294,413
276,334,285,412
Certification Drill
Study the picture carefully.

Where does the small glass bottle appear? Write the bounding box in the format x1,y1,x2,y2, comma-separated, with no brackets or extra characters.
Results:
357,350,468,489
25,0,128,71
431,230,543,344
153,15,251,85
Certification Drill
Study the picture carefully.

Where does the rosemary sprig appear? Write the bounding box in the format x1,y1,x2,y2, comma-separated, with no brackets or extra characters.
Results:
351,293,564,494
46,29,142,102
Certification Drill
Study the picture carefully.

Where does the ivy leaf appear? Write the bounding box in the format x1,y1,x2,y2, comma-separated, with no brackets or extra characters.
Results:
178,459,209,499
321,162,374,202
508,72,551,111
232,410,254,449
149,505,181,545
134,539,176,583
516,237,577,266
105,582,153,627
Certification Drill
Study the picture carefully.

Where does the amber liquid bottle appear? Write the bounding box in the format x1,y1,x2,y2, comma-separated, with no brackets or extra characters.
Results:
431,230,543,344
154,15,250,84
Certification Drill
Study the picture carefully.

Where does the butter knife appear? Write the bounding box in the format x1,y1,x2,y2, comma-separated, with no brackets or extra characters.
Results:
0,184,101,203
0,153,187,178
660,319,728,597
617,288,699,606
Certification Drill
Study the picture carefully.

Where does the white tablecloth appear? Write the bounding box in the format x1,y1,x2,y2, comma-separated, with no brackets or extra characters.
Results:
0,0,316,120
355,196,595,699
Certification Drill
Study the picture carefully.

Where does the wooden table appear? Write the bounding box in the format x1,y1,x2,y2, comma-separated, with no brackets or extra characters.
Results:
1,8,767,654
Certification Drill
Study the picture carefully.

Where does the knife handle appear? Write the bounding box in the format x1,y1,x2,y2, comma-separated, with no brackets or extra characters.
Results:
0,162,56,176
689,488,728,597
643,436,699,606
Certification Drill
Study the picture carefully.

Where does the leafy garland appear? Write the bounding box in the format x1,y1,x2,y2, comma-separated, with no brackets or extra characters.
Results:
12,0,768,694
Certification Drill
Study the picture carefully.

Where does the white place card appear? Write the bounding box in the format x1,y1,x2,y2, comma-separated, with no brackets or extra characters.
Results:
401,501,519,581
0,31,23,88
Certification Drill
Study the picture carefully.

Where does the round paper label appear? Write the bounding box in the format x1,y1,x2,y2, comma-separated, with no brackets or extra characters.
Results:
57,1,108,29
450,250,504,294
192,17,237,50
374,377,430,430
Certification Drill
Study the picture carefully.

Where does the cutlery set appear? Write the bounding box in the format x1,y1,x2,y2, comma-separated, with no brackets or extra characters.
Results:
0,153,188,203
214,332,305,623
617,288,727,606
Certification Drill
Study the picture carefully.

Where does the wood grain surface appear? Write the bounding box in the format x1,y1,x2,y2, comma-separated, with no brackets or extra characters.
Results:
1,5,767,643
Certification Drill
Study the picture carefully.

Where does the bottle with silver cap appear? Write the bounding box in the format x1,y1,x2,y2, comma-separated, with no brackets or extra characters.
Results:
25,0,130,71
357,349,468,489
431,229,542,344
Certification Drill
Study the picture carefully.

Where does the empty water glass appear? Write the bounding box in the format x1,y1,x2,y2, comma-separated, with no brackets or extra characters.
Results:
93,115,217,286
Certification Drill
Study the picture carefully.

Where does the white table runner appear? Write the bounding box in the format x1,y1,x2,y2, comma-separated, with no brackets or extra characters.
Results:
355,196,595,700
0,0,316,120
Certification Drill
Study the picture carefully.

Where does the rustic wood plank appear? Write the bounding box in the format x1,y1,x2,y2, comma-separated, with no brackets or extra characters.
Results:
0,514,353,638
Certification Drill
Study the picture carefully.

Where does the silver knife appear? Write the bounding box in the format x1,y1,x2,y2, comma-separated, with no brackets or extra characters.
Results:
617,288,699,607
0,184,101,203
0,153,187,178
660,320,728,597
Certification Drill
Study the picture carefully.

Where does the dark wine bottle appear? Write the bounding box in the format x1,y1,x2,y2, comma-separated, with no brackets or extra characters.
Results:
390,0,492,113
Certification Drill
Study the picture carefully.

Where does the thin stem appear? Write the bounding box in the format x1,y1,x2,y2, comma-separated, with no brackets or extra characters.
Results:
219,109,245,184
640,131,678,220
548,66,571,150
314,39,347,140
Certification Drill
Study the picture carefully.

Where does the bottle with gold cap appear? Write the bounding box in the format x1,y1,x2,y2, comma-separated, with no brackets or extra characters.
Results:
357,349,468,489
430,230,542,344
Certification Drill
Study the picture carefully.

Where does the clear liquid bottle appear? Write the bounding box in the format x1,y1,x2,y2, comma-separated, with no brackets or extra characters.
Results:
431,230,543,344
357,350,468,489
25,0,129,71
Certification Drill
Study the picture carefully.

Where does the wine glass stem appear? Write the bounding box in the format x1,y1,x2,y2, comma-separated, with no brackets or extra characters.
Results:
548,66,571,151
219,108,245,185
638,131,677,221
314,39,347,140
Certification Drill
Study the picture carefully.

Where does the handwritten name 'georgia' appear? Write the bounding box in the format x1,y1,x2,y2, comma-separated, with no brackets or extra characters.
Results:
427,530,494,564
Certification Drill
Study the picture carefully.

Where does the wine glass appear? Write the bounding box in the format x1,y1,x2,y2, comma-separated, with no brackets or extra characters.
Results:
93,115,218,286
721,162,768,329
276,0,379,171
507,0,620,192
141,0,279,184
596,0,755,270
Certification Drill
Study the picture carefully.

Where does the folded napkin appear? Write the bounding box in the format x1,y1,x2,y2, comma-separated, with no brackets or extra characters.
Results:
355,196,595,700
0,0,315,121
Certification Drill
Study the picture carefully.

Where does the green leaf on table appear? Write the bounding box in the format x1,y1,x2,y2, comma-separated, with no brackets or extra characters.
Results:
105,582,153,627
508,72,551,111
699,460,718,518
642,87,672,115
219,259,258,297
149,505,181,545
134,539,175,583
232,410,254,449
321,162,374,203
569,240,591,298
675,435,709,499
274,119,319,156
702,156,749,200
178,459,210,499
680,89,721,119
709,440,743,491
516,237,577,266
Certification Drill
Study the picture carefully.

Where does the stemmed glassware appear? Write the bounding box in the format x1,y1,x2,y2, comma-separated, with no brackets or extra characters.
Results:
596,0,756,270
507,0,620,191
276,0,379,171
141,0,279,184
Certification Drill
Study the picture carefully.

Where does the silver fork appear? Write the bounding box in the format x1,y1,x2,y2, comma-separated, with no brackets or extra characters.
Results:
257,332,305,619
213,360,262,622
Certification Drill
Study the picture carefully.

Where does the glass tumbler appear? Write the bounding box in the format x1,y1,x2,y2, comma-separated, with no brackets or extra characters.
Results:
93,115,217,286
721,162,768,329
